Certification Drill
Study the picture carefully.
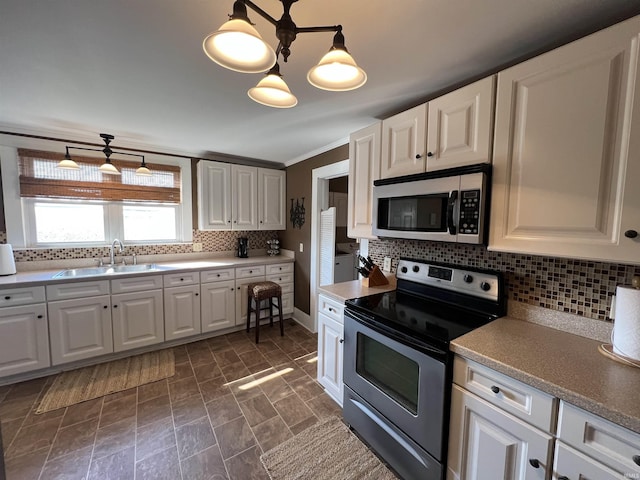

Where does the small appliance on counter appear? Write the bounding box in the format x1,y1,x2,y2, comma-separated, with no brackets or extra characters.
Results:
237,237,249,258
267,238,280,256
601,275,640,367
0,244,16,276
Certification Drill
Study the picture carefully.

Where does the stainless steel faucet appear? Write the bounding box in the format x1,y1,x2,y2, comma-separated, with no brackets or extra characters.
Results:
110,239,124,265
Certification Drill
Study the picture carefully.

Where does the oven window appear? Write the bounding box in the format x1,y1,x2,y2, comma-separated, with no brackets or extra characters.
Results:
356,333,419,415
378,194,448,232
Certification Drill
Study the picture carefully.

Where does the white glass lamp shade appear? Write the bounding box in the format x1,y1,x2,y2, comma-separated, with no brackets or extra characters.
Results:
307,48,367,91
203,19,276,73
99,161,121,175
58,158,80,170
136,165,152,176
248,73,298,108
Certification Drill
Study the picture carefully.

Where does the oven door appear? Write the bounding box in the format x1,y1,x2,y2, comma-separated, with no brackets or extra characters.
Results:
343,308,447,461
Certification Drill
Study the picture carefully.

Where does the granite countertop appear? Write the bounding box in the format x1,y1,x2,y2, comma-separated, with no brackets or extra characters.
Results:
451,317,640,434
317,273,397,303
0,255,294,288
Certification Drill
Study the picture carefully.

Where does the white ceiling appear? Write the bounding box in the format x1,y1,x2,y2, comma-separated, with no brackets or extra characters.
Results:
1,0,639,166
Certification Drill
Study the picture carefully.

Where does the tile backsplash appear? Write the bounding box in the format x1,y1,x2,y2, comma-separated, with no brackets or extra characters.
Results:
2,230,279,262
368,239,640,322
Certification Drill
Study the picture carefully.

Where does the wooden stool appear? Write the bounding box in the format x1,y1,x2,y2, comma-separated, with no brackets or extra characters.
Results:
246,281,284,343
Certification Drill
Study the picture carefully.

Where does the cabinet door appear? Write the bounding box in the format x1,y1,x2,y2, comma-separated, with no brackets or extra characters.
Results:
448,385,551,480
348,122,380,239
0,304,49,376
235,275,265,326
490,16,640,263
48,295,113,365
317,312,343,406
112,290,163,352
197,161,232,230
164,285,201,341
426,76,495,171
258,168,286,230
232,165,258,230
553,441,622,480
380,104,427,179
201,280,235,333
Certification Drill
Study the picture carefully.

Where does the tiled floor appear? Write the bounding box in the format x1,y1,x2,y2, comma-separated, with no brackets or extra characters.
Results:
0,319,342,480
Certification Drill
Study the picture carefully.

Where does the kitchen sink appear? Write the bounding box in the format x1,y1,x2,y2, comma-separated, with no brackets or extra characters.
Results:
53,264,160,278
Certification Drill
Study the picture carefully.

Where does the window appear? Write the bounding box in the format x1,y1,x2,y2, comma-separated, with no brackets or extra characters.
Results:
4,147,192,247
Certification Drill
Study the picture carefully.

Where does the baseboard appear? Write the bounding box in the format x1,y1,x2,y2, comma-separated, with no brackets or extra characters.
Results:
292,307,315,333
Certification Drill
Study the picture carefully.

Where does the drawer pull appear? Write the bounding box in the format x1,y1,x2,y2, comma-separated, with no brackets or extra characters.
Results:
328,307,334,313
633,455,640,466
4,296,10,300
490,385,500,394
528,458,540,469
113,305,118,308
339,338,344,344
37,315,43,319
217,274,221,277
195,293,199,296
558,476,569,480
249,270,253,274
103,305,108,309
180,278,184,281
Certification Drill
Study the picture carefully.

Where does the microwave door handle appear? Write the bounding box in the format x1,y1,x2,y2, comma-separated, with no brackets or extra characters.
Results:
447,190,458,235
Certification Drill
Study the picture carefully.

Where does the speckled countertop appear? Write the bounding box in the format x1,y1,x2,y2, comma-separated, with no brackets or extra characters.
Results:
317,274,397,303
451,317,640,434
0,255,294,288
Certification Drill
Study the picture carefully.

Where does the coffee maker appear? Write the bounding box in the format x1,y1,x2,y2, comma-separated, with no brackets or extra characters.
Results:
237,237,249,258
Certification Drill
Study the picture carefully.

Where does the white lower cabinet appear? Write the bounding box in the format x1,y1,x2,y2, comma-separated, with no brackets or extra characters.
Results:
48,295,113,365
164,284,201,340
235,265,266,327
0,303,50,376
316,294,344,406
553,441,621,480
448,384,552,480
111,290,163,352
201,279,235,333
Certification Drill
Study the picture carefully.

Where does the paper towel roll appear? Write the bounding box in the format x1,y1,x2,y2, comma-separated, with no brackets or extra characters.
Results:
0,244,16,276
613,285,640,361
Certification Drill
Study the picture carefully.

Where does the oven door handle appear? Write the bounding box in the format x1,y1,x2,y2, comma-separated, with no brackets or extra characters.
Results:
447,190,458,236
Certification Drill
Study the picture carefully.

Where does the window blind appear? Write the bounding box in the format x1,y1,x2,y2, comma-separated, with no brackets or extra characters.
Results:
18,148,181,203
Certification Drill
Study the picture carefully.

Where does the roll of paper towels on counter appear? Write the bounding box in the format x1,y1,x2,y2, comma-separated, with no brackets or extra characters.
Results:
0,244,16,275
613,283,640,361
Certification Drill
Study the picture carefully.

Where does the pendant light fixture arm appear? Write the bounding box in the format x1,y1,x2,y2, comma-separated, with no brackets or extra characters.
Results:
242,0,278,26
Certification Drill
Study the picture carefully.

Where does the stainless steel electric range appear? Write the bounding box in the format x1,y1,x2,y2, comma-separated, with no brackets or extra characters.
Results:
343,258,506,480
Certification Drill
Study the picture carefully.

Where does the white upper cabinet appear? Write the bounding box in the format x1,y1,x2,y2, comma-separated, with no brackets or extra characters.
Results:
490,16,640,264
379,77,495,179
348,122,381,239
257,168,286,230
231,165,258,231
381,104,427,178
199,161,285,231
197,161,232,230
426,76,495,171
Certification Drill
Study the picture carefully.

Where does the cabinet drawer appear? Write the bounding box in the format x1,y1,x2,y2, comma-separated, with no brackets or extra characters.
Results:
453,356,556,433
200,268,235,283
318,294,344,324
47,281,110,301
557,401,640,475
265,263,293,275
553,441,622,480
235,265,265,279
265,272,294,286
281,292,294,315
111,275,163,294
0,286,46,307
163,271,199,287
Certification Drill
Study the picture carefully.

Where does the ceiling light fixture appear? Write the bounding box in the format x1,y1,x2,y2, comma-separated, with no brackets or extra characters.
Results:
203,0,367,108
60,133,152,176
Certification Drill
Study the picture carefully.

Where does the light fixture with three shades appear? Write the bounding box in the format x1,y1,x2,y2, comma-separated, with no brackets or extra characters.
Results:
202,0,367,108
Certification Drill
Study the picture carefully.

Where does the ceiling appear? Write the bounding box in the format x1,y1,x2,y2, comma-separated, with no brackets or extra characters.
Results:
1,0,640,166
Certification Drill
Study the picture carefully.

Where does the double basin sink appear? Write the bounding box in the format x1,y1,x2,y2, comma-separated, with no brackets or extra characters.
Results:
53,263,161,279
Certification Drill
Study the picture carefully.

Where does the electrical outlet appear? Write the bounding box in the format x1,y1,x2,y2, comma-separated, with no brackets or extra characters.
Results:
299,242,304,253
192,242,203,252
383,256,392,272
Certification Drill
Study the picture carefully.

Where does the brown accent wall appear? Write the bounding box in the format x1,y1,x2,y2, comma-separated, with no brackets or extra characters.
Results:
281,144,349,315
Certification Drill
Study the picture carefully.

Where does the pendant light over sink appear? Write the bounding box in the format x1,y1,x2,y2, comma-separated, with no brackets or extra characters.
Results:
202,0,367,108
59,133,152,176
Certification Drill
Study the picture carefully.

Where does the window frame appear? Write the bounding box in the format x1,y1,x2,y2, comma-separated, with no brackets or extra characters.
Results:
0,144,193,248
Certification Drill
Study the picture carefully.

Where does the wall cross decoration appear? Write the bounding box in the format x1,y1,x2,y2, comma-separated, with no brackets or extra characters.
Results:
290,197,305,229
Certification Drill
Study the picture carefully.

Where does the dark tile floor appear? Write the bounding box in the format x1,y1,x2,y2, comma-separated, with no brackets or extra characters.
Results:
0,319,342,480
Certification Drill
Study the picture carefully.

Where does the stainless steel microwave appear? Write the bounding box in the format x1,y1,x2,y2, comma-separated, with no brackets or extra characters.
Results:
372,165,490,244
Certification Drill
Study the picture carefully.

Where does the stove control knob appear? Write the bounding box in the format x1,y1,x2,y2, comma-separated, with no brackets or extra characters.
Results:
480,281,491,292
463,274,473,283
412,265,420,273
400,266,408,274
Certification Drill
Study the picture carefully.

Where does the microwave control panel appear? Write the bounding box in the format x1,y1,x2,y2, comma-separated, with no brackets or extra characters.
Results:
459,189,481,234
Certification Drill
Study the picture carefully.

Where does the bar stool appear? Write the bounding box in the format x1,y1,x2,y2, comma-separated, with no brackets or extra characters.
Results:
246,281,284,343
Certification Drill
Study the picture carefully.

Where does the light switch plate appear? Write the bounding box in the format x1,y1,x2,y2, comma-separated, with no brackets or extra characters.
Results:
383,257,392,272
299,243,304,253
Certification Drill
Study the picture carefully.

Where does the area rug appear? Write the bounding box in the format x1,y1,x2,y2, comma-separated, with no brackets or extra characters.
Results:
260,416,397,480
36,349,175,414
